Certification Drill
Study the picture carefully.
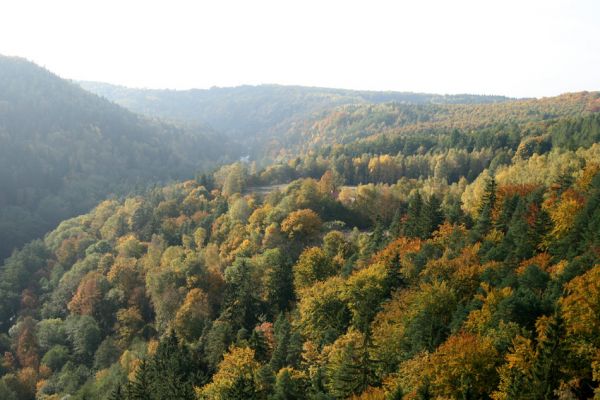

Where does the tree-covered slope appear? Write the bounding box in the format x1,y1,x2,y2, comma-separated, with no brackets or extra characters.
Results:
1,138,600,399
2,58,600,400
79,81,511,154
272,91,600,155
80,80,599,165
0,56,236,260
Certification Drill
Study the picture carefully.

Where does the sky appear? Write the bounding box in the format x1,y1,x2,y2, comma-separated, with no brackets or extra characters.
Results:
1,0,599,98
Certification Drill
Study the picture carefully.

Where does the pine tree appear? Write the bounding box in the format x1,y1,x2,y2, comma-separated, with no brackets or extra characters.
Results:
270,314,291,371
503,197,535,262
384,253,404,292
272,368,304,400
151,333,201,400
256,365,276,398
127,360,152,400
326,336,377,399
531,191,552,247
249,329,270,363
553,172,573,196
387,386,404,400
367,216,386,254
286,331,303,369
495,194,519,233
416,377,433,400
422,195,444,238
445,196,466,226
388,209,403,240
197,173,215,191
403,192,424,238
120,332,206,400
223,258,261,330
472,176,497,240
109,385,123,400
529,315,565,400
266,260,295,314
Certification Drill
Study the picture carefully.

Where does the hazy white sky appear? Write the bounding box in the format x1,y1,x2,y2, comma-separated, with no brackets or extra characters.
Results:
1,0,599,97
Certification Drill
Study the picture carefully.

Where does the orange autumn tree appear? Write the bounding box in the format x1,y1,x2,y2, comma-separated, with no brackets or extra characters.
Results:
67,271,108,317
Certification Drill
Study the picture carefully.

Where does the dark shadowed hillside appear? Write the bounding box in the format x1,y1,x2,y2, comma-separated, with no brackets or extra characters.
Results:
0,56,237,259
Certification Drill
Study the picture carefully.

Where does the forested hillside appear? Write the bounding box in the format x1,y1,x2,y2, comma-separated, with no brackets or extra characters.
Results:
270,91,600,156
0,56,237,260
79,82,510,156
1,92,600,398
2,55,600,400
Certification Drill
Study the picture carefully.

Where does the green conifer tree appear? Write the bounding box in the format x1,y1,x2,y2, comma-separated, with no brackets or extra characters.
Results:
271,368,304,400
529,315,565,400
249,329,270,363
403,192,424,238
422,195,444,238
472,176,497,240
270,314,291,372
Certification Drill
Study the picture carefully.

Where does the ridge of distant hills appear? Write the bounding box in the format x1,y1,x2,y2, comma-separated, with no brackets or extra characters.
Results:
80,80,600,161
79,81,513,155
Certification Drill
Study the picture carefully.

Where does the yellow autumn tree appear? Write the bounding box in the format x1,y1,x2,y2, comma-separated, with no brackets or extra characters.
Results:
281,209,322,241
427,332,500,399
174,288,211,341
293,247,338,291
195,346,260,400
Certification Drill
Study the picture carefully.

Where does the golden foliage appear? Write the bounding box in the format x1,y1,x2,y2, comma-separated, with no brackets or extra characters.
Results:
174,288,211,341
293,247,337,291
427,333,500,399
281,209,322,240
464,283,513,335
420,244,484,300
544,189,585,242
516,252,553,275
561,265,600,342
195,346,259,400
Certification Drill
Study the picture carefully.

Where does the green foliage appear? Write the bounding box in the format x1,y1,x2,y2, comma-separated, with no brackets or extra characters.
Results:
293,247,338,291
0,56,231,259
41,345,70,371
122,333,207,400
0,75,600,399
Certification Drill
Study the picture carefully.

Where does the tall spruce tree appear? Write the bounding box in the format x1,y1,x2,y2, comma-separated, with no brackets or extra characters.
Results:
529,315,565,400
120,333,206,400
403,192,424,238
326,337,377,399
367,216,386,254
126,360,152,400
389,209,403,240
270,314,291,372
249,329,270,363
266,258,295,315
272,368,304,400
422,195,444,238
472,176,497,240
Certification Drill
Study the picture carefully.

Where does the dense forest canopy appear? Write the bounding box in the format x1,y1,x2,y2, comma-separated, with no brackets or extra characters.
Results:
0,55,237,260
1,140,600,399
1,55,600,399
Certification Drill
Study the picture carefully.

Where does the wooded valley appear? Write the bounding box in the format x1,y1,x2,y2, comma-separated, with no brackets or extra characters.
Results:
1,55,600,399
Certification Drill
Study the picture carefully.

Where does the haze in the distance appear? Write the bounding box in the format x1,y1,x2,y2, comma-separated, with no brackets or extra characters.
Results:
1,0,599,98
